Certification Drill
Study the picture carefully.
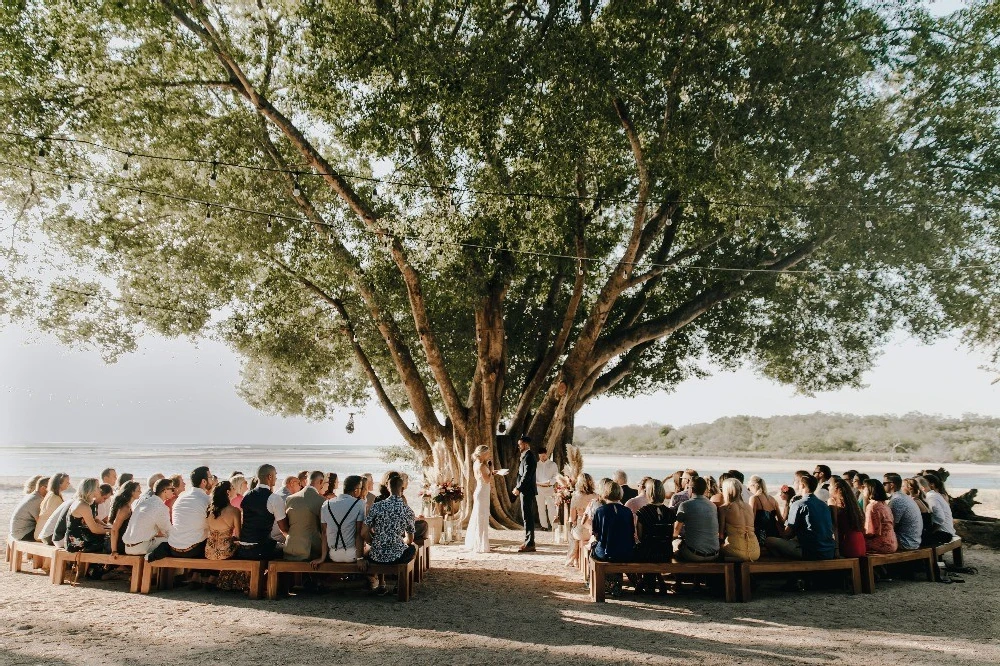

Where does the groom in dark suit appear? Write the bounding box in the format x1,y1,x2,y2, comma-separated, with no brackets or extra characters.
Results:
512,434,538,552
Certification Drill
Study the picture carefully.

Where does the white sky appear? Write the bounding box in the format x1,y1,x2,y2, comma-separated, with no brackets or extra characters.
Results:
2,0,989,447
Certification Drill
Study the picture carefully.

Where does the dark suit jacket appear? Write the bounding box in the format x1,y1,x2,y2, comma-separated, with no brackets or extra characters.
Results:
621,485,639,503
515,450,538,496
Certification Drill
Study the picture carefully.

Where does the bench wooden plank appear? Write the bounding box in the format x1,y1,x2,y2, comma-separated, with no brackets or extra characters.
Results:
140,557,263,599
859,548,935,593
589,559,736,603
265,559,414,601
51,551,144,593
933,537,963,571
739,558,861,602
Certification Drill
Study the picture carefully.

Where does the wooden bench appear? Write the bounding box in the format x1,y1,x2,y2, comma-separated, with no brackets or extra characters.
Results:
5,535,13,568
265,559,414,601
933,537,963,571
9,540,59,579
589,559,737,603
859,548,935,593
139,557,264,599
739,558,861,602
51,550,145,593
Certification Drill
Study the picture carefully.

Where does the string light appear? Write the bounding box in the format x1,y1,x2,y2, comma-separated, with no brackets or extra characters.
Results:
265,217,273,233
209,161,218,188
120,153,131,177
292,180,301,197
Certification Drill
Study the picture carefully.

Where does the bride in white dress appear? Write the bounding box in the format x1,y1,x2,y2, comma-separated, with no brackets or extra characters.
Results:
464,445,494,553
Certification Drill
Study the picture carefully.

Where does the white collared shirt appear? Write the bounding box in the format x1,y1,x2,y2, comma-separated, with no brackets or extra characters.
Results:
167,487,210,550
124,493,172,545
535,459,559,487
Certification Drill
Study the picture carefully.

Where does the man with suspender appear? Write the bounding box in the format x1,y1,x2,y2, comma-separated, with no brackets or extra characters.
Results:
313,475,368,567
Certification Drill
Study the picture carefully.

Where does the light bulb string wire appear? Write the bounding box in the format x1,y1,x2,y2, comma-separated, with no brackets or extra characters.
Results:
2,157,991,282
2,129,957,212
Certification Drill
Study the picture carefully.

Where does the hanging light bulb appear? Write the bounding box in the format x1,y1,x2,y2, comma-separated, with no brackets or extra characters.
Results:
924,220,932,231
120,153,131,177
372,184,378,199
865,219,873,229
525,197,532,217
498,421,507,434
665,216,673,227
735,209,742,227
266,217,273,233
577,262,584,277
137,194,143,210
205,206,212,222
209,162,218,188
739,278,745,286
292,179,301,197
345,412,355,434
38,142,47,158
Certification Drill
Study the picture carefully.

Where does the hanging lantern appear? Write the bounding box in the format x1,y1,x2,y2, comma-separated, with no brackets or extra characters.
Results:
498,421,507,434
345,412,355,434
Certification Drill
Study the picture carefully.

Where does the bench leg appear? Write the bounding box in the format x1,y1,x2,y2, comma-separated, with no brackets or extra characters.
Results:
140,563,154,594
739,563,751,602
953,547,964,568
129,561,143,593
592,563,605,603
266,568,279,600
11,547,22,574
723,567,736,603
923,554,935,583
861,559,875,594
51,552,67,585
249,566,261,600
849,560,861,595
396,566,409,602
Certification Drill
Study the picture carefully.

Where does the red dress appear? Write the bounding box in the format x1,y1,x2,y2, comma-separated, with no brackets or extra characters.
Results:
836,508,866,558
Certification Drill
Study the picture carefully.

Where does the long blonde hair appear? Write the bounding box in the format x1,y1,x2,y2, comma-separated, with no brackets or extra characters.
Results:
472,445,490,462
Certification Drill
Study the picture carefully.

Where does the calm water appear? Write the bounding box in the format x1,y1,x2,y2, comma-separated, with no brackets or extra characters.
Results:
1,444,998,490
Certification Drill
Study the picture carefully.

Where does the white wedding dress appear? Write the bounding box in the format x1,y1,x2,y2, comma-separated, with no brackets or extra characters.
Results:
464,461,491,553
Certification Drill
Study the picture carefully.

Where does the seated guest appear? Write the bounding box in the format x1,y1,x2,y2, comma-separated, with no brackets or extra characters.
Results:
709,474,727,507
365,475,415,595
634,479,674,562
883,473,923,551
66,478,110,554
624,476,652,516
123,478,174,559
236,464,289,561
922,473,956,538
109,481,142,557
168,466,213,558
278,475,301,501
164,474,185,515
813,465,833,502
324,473,340,500
117,473,134,490
614,470,638,504
363,473,377,511
39,495,73,547
669,470,698,509
903,477,931,513
96,468,117,521
719,479,759,562
842,470,859,492
747,476,781,546
375,471,400,503
205,481,241,560
35,473,70,540
142,473,165,500
673,477,720,562
297,470,310,489
589,479,635,562
314,475,367,564
765,473,836,560
829,478,866,558
229,474,248,509
22,475,43,495
664,470,684,500
854,473,869,512
862,479,897,554
9,475,48,541
283,471,326,561
566,473,598,567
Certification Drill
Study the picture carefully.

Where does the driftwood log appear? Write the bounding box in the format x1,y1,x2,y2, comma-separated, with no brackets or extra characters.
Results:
919,467,1000,548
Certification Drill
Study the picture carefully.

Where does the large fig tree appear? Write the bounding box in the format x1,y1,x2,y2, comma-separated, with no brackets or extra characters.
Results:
1,1,998,525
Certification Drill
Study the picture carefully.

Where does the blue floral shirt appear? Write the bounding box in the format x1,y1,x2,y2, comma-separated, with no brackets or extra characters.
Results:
364,495,415,563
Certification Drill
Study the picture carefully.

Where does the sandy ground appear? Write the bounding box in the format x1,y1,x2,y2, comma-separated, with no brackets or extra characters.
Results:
2,490,999,666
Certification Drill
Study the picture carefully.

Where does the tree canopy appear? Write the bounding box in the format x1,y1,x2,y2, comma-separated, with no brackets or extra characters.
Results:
1,1,999,521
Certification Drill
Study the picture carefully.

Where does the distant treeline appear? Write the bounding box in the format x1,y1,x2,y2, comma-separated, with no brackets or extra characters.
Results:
575,413,1000,463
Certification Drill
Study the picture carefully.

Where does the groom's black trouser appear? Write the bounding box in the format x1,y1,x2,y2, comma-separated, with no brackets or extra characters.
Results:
520,493,537,546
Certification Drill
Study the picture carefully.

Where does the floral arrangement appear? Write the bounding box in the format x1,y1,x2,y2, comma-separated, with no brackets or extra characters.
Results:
554,477,575,507
430,480,465,505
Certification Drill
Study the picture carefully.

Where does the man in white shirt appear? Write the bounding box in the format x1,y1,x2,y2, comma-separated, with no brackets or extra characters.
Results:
314,475,368,565
535,450,559,530
813,465,832,503
236,464,289,560
168,466,213,558
123,478,175,559
96,468,117,522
